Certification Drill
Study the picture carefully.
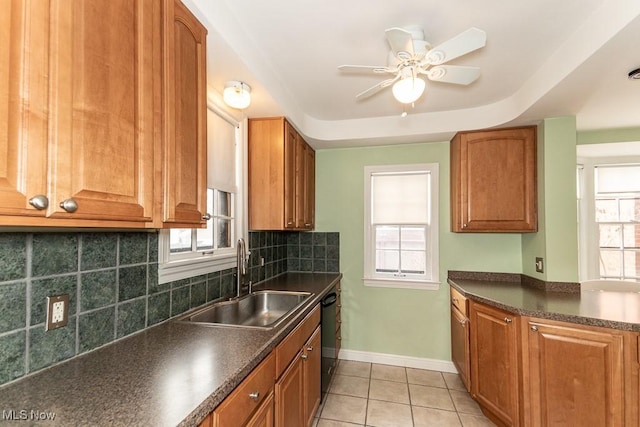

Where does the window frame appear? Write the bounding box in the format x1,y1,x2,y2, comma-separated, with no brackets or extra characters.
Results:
158,103,247,284
577,156,640,282
363,163,440,290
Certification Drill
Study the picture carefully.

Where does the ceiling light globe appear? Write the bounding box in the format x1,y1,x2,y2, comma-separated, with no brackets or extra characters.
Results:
392,77,426,104
223,81,251,109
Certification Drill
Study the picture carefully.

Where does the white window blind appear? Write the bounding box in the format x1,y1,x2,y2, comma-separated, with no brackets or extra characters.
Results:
595,164,640,194
207,109,238,193
371,172,429,224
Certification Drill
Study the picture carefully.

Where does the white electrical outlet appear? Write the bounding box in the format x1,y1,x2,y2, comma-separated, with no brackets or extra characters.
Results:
46,294,70,331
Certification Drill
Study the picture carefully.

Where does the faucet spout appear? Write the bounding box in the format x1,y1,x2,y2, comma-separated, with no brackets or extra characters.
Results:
236,238,247,298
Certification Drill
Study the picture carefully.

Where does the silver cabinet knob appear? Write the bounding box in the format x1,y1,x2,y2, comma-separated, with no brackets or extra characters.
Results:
531,325,538,332
306,346,314,351
29,195,49,210
462,223,468,229
504,317,512,324
59,198,78,213
202,213,212,220
248,391,259,401
301,354,308,360
287,220,294,226
459,319,466,326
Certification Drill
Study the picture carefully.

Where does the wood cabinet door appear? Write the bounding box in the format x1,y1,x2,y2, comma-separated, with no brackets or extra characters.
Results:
303,143,315,230
245,391,274,427
470,301,519,426
451,126,537,232
47,0,158,222
275,352,304,427
0,0,49,219
303,327,321,425
284,121,297,229
163,0,207,226
524,318,625,427
451,306,470,393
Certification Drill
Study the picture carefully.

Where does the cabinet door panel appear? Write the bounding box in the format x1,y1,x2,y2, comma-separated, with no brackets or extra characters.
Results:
303,327,321,425
450,306,470,392
163,0,207,226
526,319,624,427
275,353,304,427
48,0,157,222
470,301,519,426
0,0,49,217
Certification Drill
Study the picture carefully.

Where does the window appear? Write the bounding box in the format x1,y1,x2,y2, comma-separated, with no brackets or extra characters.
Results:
158,105,245,284
594,164,640,280
363,164,439,289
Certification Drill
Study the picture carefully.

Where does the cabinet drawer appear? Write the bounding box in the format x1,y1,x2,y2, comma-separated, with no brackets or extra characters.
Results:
212,353,276,427
276,305,321,378
450,287,467,315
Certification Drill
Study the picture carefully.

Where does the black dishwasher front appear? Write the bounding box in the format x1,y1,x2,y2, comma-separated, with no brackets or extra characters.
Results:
320,287,338,399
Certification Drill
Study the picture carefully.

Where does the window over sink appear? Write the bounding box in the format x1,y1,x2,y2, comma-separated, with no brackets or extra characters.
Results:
363,163,440,289
158,104,246,284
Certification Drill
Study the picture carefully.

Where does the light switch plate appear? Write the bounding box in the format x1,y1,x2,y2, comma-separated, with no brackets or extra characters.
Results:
45,294,69,331
535,257,544,273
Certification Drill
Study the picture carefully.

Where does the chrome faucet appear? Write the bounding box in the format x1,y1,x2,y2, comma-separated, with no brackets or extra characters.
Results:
236,238,248,298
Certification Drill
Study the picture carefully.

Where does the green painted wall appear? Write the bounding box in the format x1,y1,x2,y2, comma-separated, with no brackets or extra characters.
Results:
577,127,640,145
522,117,579,282
315,142,522,360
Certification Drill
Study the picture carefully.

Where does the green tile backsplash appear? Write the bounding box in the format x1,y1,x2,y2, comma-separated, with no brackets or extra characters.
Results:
0,230,340,386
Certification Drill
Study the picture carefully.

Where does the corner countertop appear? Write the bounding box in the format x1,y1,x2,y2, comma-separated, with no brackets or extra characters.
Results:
0,272,341,427
448,275,640,332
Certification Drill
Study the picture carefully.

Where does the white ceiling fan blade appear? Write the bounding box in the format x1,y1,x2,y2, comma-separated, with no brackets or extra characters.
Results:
355,76,400,99
338,64,396,74
385,27,414,58
425,65,480,85
426,28,486,65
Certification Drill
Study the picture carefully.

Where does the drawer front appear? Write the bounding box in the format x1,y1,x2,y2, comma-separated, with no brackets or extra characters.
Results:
450,286,467,316
276,305,321,378
213,352,276,427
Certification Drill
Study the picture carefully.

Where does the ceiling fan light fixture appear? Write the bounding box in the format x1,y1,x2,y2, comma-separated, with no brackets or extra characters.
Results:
392,77,426,104
223,80,251,109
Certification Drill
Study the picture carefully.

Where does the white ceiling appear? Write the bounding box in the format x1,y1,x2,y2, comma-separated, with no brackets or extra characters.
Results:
186,0,640,149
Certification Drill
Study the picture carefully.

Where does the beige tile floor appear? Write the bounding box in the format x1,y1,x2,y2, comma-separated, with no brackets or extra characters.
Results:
314,360,496,427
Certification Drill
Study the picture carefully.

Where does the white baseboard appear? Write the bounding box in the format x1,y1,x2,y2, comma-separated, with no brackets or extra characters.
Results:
338,348,458,373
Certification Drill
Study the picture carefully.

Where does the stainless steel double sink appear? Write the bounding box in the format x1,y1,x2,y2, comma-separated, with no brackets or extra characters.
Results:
180,290,313,329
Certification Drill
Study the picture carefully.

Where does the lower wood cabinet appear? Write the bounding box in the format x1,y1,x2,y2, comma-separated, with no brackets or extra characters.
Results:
458,294,640,427
198,305,321,427
469,300,520,426
521,317,634,427
450,287,470,392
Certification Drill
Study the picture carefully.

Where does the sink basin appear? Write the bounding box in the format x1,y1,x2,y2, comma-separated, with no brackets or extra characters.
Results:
182,290,313,328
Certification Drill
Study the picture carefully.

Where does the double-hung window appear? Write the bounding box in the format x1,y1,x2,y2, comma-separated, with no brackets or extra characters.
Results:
593,164,640,280
363,163,439,289
158,105,245,284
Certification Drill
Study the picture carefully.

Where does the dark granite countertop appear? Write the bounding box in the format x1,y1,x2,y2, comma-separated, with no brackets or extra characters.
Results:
0,272,341,427
448,275,640,332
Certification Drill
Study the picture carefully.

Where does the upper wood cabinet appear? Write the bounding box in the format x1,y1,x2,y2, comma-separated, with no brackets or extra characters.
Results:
0,0,208,228
248,117,315,231
1,0,160,227
162,0,207,227
450,126,537,233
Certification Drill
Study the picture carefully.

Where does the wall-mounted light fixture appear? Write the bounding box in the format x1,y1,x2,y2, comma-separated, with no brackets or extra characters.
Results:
223,81,251,109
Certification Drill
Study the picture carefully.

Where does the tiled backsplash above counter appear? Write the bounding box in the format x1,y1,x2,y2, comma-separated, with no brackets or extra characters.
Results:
0,230,339,386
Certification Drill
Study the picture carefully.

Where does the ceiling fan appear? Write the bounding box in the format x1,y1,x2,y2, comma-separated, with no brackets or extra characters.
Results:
338,26,487,104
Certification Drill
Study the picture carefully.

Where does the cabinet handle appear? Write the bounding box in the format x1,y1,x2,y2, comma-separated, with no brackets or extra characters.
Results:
459,319,466,326
248,391,259,401
337,304,342,308
504,317,512,324
462,223,468,229
59,198,78,213
452,297,458,304
306,346,313,351
305,223,311,227
202,213,212,220
337,336,342,340
531,325,538,332
29,195,49,210
287,221,294,225
301,354,308,360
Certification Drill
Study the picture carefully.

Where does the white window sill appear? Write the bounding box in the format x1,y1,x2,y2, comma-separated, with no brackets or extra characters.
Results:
158,254,236,284
362,277,440,290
